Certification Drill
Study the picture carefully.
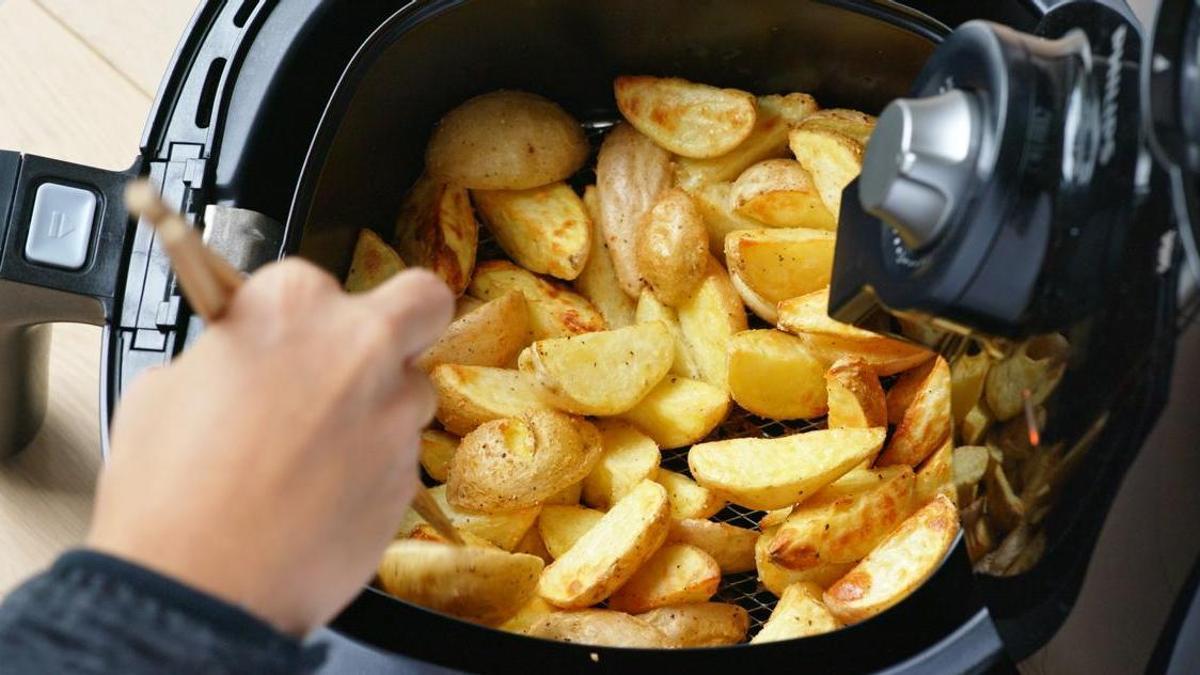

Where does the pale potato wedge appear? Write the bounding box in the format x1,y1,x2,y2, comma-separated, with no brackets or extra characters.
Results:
730,159,835,229
689,181,765,258
526,322,673,415
545,481,583,506
447,411,603,513
575,185,637,328
985,333,1069,421
499,596,560,634
769,466,915,569
538,505,605,560
825,357,887,430
426,90,588,190
393,174,477,295
757,526,855,596
637,603,749,647
514,525,553,564
617,375,729,449
405,485,539,550
727,329,827,419
689,427,886,510
656,469,724,521
430,365,550,436
473,182,591,280
952,445,989,506
378,540,543,625
417,290,532,371
986,460,1025,533
789,109,876,216
454,295,486,318
419,429,459,483
951,350,991,427
667,519,757,574
878,357,952,467
615,75,756,158
539,479,671,608
525,610,673,648
677,258,748,392
469,260,606,340
608,543,722,613
345,229,405,293
823,494,959,624
675,93,820,192
582,421,661,510
915,439,956,507
635,290,702,379
596,123,674,296
636,188,709,306
777,289,933,376
724,228,836,323
752,582,843,643
961,400,993,445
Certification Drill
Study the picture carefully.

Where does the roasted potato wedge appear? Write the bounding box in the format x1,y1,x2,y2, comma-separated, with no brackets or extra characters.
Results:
788,109,876,216
757,526,856,596
986,460,1025,533
635,290,702,379
985,334,1069,421
417,290,531,371
447,411,603,513
689,427,886,510
546,481,583,506
636,189,710,306
667,519,757,574
431,365,550,436
728,329,827,419
878,357,952,467
538,505,605,559
677,258,748,392
915,439,956,507
582,421,661,510
419,429,459,483
951,350,991,427
426,90,588,190
402,485,539,550
525,322,673,415
636,603,749,647
378,540,543,625
615,75,756,158
823,494,959,624
539,479,671,608
730,159,835,229
752,582,843,643
473,182,591,280
656,469,724,521
575,185,637,328
514,525,554,564
689,181,767,258
525,610,673,648
404,523,498,549
953,445,990,505
769,466,915,568
455,295,486,318
345,229,405,293
393,174,477,295
724,227,836,322
596,123,674,296
961,400,994,445
469,260,605,340
617,375,729,449
825,357,887,430
608,543,722,613
759,508,793,531
499,596,560,634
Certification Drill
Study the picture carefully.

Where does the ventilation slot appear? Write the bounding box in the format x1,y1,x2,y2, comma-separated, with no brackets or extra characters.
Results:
195,58,227,130
233,0,259,28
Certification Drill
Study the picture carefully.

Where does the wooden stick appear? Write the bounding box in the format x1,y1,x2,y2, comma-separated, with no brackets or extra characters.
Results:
410,486,465,546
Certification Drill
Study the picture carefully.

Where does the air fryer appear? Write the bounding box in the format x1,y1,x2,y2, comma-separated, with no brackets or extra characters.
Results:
0,0,1186,673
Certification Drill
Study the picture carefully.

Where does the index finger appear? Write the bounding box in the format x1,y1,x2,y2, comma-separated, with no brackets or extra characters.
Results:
356,268,455,361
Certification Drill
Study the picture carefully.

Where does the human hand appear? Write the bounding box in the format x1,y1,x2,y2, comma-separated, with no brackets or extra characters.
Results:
87,258,453,636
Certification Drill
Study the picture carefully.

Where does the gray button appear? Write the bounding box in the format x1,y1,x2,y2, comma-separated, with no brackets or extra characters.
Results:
24,183,96,270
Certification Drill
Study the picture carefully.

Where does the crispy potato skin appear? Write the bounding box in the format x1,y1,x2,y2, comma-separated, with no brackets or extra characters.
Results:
345,229,405,293
667,519,757,574
915,439,956,507
757,526,855,596
616,76,757,158
575,186,637,328
751,582,842,643
825,357,887,430
636,603,749,647
636,189,710,306
469,260,606,340
877,357,952,467
525,610,674,648
730,159,835,229
426,90,588,190
607,543,722,613
473,182,592,280
393,174,478,295
417,290,531,371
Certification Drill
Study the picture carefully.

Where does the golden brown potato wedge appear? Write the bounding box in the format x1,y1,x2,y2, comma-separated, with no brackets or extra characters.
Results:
656,469,724,521
417,290,531,371
689,181,767,258
727,329,827,419
539,479,671,608
951,350,991,427
689,427,886,510
759,508,793,531
825,357,887,430
677,258,748,392
915,439,956,507
499,596,560,634
636,603,749,647
885,358,927,424
538,505,605,559
667,519,757,574
403,485,539,550
582,421,661,510
472,182,591,280
345,229,405,293
377,540,543,625
757,526,855,596
608,543,722,613
419,429,459,483
425,90,588,190
724,228,836,323
877,357,952,467
404,523,498,549
823,494,959,624
525,322,673,415
469,260,605,340
525,610,673,648
430,365,550,436
447,411,603,513
636,189,709,306
985,334,1069,421
454,295,486,319
617,375,729,449
635,290,702,379
769,466,915,568
596,123,674,296
545,481,583,506
513,525,553,564
615,75,756,158
393,174,477,295
789,109,876,216
751,582,843,643
575,185,637,328
730,159,835,229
